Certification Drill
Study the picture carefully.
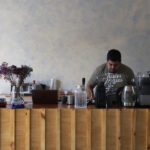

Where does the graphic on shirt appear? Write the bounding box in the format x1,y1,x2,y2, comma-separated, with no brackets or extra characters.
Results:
96,73,124,95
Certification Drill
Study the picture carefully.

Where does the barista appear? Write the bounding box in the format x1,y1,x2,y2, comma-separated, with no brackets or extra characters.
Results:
86,49,135,100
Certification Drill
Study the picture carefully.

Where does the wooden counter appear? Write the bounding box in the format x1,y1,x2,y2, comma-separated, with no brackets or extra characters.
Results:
0,96,150,150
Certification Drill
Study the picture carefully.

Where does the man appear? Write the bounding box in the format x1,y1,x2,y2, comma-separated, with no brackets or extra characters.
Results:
86,49,134,100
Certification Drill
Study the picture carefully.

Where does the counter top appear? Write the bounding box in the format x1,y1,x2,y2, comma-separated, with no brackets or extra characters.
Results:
2,95,150,109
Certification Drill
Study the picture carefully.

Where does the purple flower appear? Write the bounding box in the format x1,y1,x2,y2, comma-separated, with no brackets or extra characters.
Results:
2,62,8,67
0,62,33,86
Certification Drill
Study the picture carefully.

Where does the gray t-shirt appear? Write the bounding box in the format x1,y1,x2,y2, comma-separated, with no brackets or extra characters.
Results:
88,63,135,95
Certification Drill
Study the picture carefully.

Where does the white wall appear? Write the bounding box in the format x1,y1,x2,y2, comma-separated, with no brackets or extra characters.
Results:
0,0,150,93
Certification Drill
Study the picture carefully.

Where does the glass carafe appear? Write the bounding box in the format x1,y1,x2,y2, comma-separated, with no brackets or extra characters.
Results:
122,85,136,107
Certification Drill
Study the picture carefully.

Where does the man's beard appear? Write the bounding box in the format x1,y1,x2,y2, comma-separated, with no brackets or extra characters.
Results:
108,69,116,73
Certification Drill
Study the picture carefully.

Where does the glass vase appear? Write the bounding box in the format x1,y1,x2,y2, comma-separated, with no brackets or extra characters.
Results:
11,85,24,109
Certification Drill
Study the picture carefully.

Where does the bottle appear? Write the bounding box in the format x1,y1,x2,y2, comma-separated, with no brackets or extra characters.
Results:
74,84,87,108
81,77,86,91
32,80,36,90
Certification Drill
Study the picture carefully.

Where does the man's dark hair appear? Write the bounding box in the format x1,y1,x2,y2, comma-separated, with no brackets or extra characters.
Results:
107,49,121,62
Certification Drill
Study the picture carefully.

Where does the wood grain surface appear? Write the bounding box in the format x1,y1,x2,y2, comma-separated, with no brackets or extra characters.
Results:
0,108,149,150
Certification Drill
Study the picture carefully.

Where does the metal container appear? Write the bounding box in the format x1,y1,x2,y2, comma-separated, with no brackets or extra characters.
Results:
67,95,74,105
134,75,150,106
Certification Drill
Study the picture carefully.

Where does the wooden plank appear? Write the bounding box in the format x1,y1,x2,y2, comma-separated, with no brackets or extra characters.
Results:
71,110,75,150
76,109,91,150
45,109,60,150
91,109,106,150
0,109,15,150
148,109,150,150
116,109,121,150
131,109,136,150
60,109,75,150
135,109,148,150
106,109,120,150
120,109,135,150
15,109,30,150
31,109,45,150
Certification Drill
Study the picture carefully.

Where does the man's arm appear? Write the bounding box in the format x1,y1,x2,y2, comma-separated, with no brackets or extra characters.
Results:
86,83,94,100
86,64,104,99
127,69,135,85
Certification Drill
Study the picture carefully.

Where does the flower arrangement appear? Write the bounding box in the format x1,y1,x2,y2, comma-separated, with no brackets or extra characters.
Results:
0,62,33,87
0,62,33,108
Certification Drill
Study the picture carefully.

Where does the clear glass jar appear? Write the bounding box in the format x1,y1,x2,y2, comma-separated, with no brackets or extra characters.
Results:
74,85,87,108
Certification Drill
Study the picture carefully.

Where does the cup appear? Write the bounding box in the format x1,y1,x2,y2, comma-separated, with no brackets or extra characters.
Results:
49,78,57,90
67,95,74,105
61,96,67,104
